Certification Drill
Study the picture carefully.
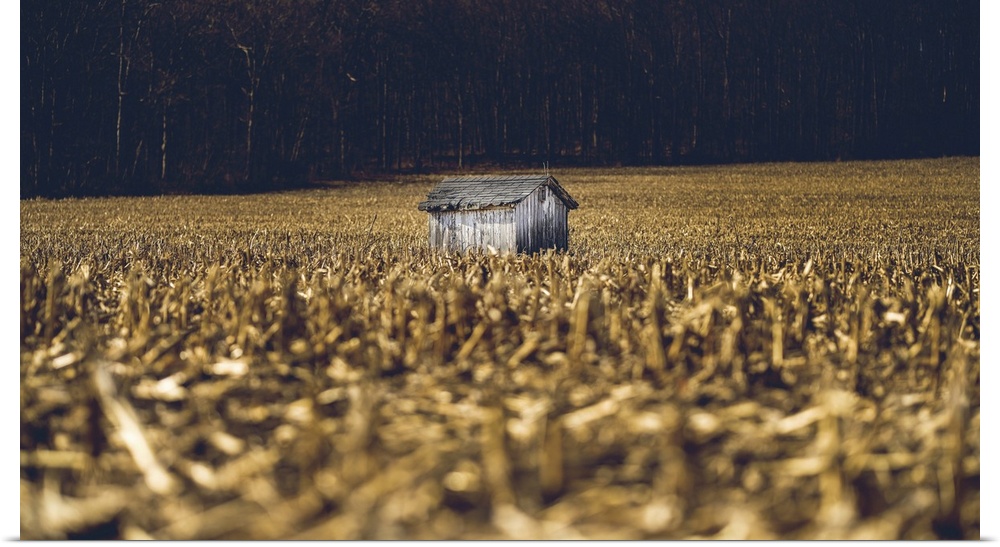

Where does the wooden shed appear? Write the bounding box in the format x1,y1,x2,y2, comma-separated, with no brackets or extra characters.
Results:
417,174,579,253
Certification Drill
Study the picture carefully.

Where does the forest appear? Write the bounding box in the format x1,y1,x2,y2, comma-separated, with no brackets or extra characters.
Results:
21,0,979,197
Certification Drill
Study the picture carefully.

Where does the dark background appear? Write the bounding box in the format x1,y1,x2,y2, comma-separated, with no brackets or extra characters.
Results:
21,0,979,197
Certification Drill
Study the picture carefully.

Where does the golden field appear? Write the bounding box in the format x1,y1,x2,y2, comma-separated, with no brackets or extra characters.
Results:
20,157,979,539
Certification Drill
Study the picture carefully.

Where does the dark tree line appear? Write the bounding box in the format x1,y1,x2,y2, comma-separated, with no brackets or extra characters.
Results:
22,0,979,197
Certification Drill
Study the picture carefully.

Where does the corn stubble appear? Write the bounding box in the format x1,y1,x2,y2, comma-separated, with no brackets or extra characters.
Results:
20,158,979,539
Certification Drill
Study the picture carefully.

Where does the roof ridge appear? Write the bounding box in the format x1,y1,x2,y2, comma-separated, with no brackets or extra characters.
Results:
441,173,547,180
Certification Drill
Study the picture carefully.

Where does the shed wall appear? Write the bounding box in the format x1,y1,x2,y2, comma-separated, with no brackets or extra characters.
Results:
514,185,569,252
428,207,516,252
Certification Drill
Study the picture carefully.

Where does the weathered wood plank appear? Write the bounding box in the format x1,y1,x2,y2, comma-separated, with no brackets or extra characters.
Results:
513,185,568,253
427,208,516,252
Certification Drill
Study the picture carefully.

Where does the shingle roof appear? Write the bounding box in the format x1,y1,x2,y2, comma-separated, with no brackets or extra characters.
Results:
417,174,579,212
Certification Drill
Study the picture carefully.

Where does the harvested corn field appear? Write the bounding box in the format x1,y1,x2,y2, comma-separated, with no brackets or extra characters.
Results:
20,158,980,539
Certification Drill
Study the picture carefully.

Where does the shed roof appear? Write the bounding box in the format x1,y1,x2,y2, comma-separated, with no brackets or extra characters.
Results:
417,174,579,212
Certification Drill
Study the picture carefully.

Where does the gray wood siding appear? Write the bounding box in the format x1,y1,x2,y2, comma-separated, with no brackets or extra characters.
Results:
513,185,569,253
428,207,516,252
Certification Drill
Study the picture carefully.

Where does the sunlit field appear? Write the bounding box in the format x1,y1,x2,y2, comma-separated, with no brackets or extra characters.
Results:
20,157,979,539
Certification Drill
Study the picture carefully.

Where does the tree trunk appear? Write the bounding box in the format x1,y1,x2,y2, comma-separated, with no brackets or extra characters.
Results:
457,84,464,170
160,107,167,180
